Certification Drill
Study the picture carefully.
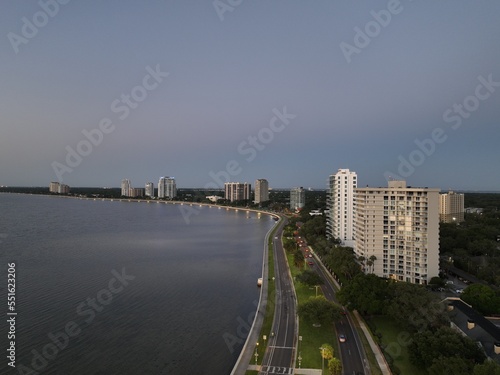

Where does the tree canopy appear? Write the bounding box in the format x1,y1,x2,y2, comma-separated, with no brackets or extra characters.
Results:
296,270,323,287
298,296,342,325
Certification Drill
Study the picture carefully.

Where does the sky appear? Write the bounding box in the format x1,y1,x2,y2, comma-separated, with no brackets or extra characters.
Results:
1,1,499,190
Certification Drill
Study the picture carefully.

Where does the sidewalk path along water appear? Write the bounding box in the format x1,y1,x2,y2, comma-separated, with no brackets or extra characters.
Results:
230,215,285,375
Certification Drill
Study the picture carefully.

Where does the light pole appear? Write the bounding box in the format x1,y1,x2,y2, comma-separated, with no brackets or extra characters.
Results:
298,336,302,368
254,342,259,365
319,346,325,374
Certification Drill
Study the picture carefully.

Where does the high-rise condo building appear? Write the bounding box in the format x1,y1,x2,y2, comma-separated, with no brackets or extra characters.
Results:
49,182,70,194
439,191,464,223
290,187,305,210
326,169,357,244
354,180,439,285
121,179,132,197
145,182,154,198
158,177,177,199
224,182,251,202
254,179,269,204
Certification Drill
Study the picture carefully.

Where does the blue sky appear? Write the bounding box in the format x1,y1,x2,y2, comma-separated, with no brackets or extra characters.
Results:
1,1,499,190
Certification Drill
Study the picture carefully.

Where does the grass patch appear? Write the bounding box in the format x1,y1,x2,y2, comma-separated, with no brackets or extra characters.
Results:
285,252,337,370
369,316,426,375
245,371,259,375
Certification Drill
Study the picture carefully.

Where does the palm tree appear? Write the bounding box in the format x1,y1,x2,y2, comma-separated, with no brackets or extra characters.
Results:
369,255,377,273
358,256,366,272
320,344,334,374
328,357,342,375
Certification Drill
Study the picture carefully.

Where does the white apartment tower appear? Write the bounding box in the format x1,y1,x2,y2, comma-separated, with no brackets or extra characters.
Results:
121,179,132,197
254,179,269,204
290,187,305,210
354,180,440,285
158,177,176,199
145,182,154,198
224,182,251,202
439,191,464,223
326,169,357,243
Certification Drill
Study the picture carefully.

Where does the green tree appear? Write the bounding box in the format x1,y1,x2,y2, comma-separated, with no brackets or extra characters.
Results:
429,276,446,288
319,343,334,360
293,248,305,269
337,273,389,315
296,270,323,287
298,296,342,325
428,356,471,375
367,255,377,273
473,361,500,375
409,327,486,371
328,357,342,375
461,284,500,315
386,282,449,332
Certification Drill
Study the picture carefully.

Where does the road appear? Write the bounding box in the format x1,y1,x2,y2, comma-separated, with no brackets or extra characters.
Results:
299,236,367,375
311,258,366,375
259,218,298,375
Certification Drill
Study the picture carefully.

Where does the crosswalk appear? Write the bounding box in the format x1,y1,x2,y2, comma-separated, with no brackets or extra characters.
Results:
260,366,294,374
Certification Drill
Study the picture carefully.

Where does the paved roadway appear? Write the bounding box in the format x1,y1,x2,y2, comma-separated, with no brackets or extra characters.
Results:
259,218,298,375
312,259,366,375
303,243,367,375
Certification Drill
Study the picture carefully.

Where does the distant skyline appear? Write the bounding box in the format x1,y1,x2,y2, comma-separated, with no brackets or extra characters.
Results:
1,2,499,190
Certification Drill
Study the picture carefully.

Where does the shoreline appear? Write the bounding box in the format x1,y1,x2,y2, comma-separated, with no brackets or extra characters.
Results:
0,192,281,220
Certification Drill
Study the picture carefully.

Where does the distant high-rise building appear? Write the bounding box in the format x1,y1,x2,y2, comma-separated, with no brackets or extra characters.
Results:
121,179,132,197
326,169,357,243
58,184,70,194
254,179,269,204
49,182,70,194
224,182,251,202
145,182,154,198
129,188,144,198
49,182,60,193
439,191,464,223
158,177,176,199
354,180,440,285
290,187,305,210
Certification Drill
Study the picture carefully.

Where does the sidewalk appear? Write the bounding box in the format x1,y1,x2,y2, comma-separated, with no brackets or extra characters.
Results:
247,365,321,375
352,310,392,375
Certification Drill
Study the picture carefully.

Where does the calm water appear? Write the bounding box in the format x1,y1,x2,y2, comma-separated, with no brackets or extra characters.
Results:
0,194,275,375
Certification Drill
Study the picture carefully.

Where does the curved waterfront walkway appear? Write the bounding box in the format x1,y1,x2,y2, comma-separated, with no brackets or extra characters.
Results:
230,215,284,375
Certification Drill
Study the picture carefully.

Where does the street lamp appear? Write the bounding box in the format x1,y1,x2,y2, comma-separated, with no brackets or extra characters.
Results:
298,336,302,368
254,342,259,365
319,346,325,373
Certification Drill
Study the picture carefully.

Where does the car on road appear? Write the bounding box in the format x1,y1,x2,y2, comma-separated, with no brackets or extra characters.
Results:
339,334,346,343
308,261,314,266
308,254,313,258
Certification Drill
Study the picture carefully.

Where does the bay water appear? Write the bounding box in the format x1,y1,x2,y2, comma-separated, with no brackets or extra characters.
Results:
0,194,274,374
